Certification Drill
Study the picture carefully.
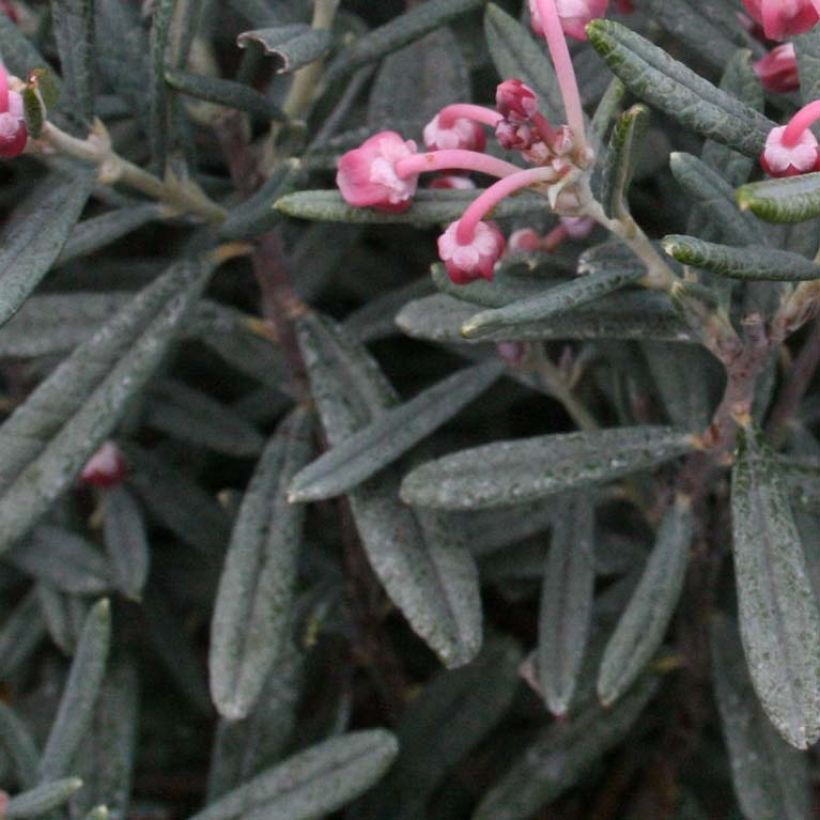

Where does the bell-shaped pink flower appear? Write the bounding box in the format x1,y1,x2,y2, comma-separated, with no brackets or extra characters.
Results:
496,79,538,123
530,0,609,41
423,113,486,152
0,65,26,159
336,131,419,213
742,0,819,41
80,441,127,488
760,124,820,177
754,43,799,92
438,220,506,284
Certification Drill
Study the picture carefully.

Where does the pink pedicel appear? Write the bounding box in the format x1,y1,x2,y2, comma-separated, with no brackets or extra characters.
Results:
438,220,506,284
423,113,486,152
754,43,799,92
0,64,25,158
760,125,820,177
429,174,476,190
530,0,609,41
336,131,419,213
80,442,128,489
742,0,819,41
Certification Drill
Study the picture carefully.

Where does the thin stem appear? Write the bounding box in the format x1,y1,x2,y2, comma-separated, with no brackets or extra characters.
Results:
456,166,556,243
532,111,557,146
532,347,599,431
782,99,820,147
394,149,521,180
437,103,502,128
534,0,586,146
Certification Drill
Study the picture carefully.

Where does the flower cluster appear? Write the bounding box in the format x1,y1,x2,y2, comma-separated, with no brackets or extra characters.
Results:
0,62,27,159
336,0,612,284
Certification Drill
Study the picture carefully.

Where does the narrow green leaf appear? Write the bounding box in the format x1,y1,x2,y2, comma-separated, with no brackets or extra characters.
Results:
102,485,150,601
598,495,693,705
0,701,39,790
0,170,94,328
298,313,482,667
6,779,83,818
731,426,820,749
36,583,86,656
275,188,545,226
586,20,774,157
40,598,111,781
737,172,820,224
0,13,56,82
711,615,812,820
538,494,595,716
149,0,175,168
237,25,333,74
210,408,313,721
473,676,658,820
0,256,215,552
190,731,399,820
51,0,95,124
165,68,286,120
795,26,820,105
324,0,486,82
0,591,46,677
662,235,820,281
483,3,562,121
601,104,650,220
289,361,503,502
400,426,695,510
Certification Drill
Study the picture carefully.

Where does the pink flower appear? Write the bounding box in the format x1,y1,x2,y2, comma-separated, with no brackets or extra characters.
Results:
80,442,127,488
742,0,819,41
336,131,418,213
560,215,595,239
429,174,476,190
508,228,542,253
760,124,820,176
754,43,799,92
496,79,538,123
530,0,609,41
0,64,26,159
423,113,486,152
438,220,506,284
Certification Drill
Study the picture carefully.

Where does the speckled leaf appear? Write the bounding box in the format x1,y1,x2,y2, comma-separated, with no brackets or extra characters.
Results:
210,408,313,721
538,494,595,717
102,486,150,601
189,730,398,820
598,496,693,705
0,591,46,678
51,0,95,124
297,312,482,667
400,426,695,510
711,616,812,820
736,173,820,224
795,26,820,105
165,69,286,120
601,104,649,220
289,360,502,502
731,426,820,749
0,701,39,790
37,584,87,656
0,12,55,82
587,20,773,157
7,779,84,818
237,25,333,73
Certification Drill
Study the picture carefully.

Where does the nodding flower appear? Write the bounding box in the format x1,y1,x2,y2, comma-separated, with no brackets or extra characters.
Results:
438,220,506,284
0,64,26,159
742,0,820,41
529,0,609,41
761,102,820,176
754,43,799,93
423,104,500,152
80,442,127,488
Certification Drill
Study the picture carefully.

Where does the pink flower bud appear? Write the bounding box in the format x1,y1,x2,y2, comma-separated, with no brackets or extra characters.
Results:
508,228,542,253
336,131,418,213
496,79,538,122
423,113,486,152
0,66,25,159
438,220,506,284
760,124,820,177
530,0,609,41
560,215,595,239
496,342,526,366
80,442,127,488
429,174,476,190
754,43,799,92
742,0,819,41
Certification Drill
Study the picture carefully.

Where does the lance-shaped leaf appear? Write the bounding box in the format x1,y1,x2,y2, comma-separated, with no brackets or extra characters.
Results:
0,170,94,329
275,188,544,226
289,360,503,502
460,267,646,340
0,591,46,677
148,0,174,167
237,25,333,74
779,455,820,512
601,104,650,220
586,20,773,157
597,495,693,705
6,779,84,818
483,3,562,121
102,486,150,601
324,0,485,82
69,659,139,820
51,0,95,124
473,676,658,820
164,69,286,120
36,583,86,656
711,616,812,820
189,730,398,820
298,313,482,667
400,426,695,510
0,702,39,790
731,426,820,749
0,12,56,82
538,494,595,716
40,599,111,781
0,256,216,553
662,235,820,281
795,26,820,104
737,172,820,224
210,408,314,721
